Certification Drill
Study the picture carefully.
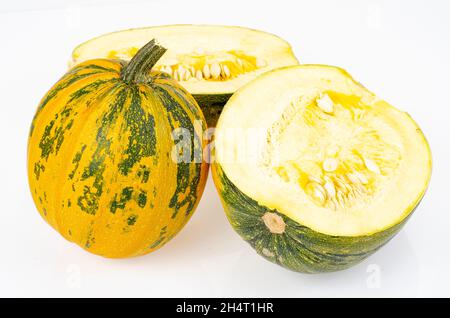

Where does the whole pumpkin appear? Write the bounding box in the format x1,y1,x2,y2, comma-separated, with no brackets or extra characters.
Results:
28,40,208,258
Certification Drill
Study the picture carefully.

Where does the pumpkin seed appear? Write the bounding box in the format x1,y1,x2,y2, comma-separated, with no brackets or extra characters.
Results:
363,156,381,174
211,63,221,79
222,65,231,78
195,70,203,80
306,182,326,205
355,172,369,184
203,64,211,79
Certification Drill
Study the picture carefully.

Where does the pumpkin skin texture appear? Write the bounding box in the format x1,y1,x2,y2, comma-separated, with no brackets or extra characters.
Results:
28,40,208,258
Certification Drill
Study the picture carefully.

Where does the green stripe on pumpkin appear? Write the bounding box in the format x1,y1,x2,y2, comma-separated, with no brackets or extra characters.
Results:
153,85,204,219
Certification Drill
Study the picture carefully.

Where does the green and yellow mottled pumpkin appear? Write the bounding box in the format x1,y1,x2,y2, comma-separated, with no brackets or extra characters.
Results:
28,40,208,258
212,65,432,273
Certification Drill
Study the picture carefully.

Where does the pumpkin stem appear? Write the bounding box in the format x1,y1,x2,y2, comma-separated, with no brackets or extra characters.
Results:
121,39,167,83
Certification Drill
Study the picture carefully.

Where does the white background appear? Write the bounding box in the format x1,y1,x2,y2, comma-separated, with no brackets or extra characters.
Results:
0,0,449,297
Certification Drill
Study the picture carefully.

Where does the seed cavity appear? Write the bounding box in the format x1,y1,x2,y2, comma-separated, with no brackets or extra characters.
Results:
107,47,268,82
263,91,402,212
262,212,286,234
142,49,268,82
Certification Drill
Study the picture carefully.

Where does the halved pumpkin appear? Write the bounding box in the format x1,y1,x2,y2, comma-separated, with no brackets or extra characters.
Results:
29,40,209,258
212,65,432,273
70,25,299,126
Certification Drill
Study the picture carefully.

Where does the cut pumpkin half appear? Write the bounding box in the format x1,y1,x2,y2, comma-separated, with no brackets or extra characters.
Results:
212,65,432,273
70,25,299,126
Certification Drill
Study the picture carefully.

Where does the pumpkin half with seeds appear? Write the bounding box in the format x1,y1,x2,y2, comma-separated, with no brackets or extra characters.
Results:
28,40,208,258
212,65,432,273
70,25,299,126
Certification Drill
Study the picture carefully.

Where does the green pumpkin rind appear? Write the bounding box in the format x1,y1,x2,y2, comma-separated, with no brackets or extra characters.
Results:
212,165,420,273
191,93,232,127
